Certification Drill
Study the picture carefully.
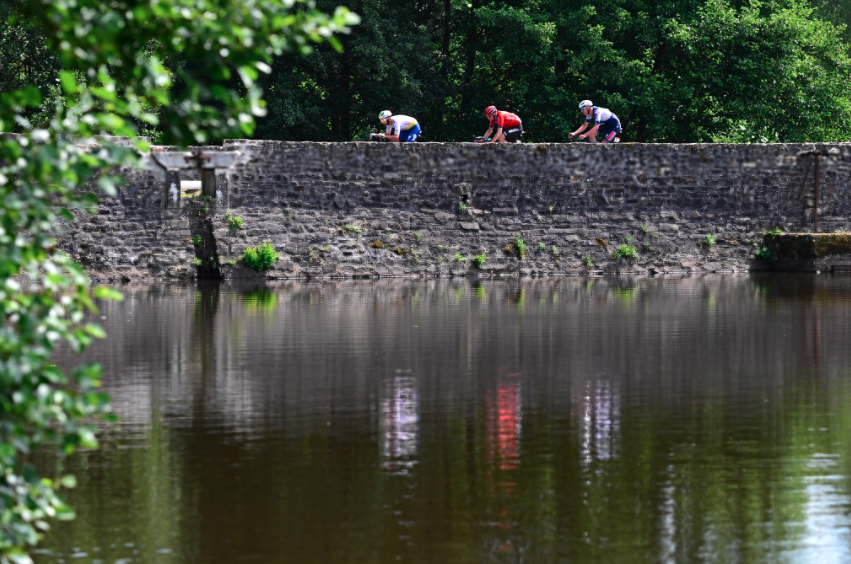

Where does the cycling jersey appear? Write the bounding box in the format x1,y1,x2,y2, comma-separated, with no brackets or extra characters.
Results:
585,107,617,125
489,111,521,130
385,115,419,135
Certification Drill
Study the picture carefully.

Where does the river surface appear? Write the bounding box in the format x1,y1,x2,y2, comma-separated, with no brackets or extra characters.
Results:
36,275,851,564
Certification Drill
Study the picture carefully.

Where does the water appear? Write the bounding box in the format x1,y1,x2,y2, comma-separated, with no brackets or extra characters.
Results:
37,275,851,564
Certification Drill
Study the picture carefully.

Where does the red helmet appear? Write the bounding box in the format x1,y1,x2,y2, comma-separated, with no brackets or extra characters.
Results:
485,105,498,116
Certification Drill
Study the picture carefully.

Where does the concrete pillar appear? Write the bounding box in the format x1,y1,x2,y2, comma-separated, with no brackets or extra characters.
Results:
162,170,181,209
201,168,217,199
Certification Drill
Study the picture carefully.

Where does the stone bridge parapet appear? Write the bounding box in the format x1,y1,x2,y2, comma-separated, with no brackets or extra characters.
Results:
58,142,851,281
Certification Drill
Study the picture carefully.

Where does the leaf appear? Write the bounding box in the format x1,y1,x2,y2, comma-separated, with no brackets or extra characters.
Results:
84,323,106,338
93,286,123,301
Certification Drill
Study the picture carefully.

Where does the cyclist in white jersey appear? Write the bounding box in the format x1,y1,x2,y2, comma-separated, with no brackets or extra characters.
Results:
569,100,622,143
376,111,421,142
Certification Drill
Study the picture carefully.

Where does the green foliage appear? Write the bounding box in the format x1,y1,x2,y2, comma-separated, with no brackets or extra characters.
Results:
250,0,851,143
243,242,280,270
640,224,650,234
6,0,851,143
452,252,466,263
0,0,357,561
581,256,595,268
226,212,244,232
754,246,775,261
457,201,469,213
192,257,203,266
340,223,363,234
192,235,203,246
514,235,528,258
705,233,717,246
765,226,784,234
473,252,487,267
611,245,640,261
551,245,559,257
538,242,546,251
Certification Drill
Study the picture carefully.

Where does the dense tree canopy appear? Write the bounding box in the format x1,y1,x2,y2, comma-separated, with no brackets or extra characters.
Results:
253,0,851,142
3,0,851,143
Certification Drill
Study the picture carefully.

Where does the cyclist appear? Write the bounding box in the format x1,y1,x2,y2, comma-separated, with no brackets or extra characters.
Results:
480,106,523,143
569,100,621,143
376,111,421,143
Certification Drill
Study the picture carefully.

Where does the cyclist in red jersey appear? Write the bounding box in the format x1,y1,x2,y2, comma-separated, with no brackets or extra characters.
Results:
480,106,523,143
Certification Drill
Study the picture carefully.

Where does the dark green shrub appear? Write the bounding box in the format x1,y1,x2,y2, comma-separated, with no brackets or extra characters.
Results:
754,247,775,261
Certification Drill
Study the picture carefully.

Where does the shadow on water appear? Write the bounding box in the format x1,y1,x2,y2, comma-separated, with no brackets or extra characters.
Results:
39,275,851,564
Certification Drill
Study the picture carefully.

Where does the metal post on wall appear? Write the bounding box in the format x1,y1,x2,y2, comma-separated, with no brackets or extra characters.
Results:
798,150,826,232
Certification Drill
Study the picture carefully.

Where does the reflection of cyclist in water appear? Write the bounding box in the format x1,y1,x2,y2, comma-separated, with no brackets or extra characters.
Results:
569,100,622,143
481,106,523,143
375,110,421,143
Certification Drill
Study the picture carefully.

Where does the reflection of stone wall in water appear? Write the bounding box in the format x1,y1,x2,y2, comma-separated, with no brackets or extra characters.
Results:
56,142,851,281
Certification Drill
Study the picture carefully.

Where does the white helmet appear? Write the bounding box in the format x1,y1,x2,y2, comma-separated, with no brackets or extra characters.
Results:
578,100,593,110
378,110,392,121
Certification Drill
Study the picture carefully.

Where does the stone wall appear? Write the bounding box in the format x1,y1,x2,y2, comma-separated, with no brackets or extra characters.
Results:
57,142,851,281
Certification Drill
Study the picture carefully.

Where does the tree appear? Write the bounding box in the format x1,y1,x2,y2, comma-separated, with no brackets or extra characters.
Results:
0,1,358,562
255,0,851,143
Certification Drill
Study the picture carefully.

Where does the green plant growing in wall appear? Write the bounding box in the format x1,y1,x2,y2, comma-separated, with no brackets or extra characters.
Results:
610,244,640,261
754,246,775,261
473,252,487,267
551,245,559,257
192,257,203,266
705,233,717,246
624,234,635,244
581,256,595,268
514,235,528,258
640,224,650,234
197,195,213,217
414,232,424,241
192,235,203,246
308,247,323,264
452,252,467,263
226,212,244,232
243,242,279,270
457,201,469,213
643,242,652,250
340,224,363,234
538,242,546,251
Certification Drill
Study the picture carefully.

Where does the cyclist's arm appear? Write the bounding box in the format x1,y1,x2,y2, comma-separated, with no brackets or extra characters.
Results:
483,126,494,140
489,127,503,143
569,122,589,138
582,123,600,138
385,133,400,142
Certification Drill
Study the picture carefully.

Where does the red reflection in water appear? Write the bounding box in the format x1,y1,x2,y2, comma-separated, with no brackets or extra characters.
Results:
486,376,521,473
